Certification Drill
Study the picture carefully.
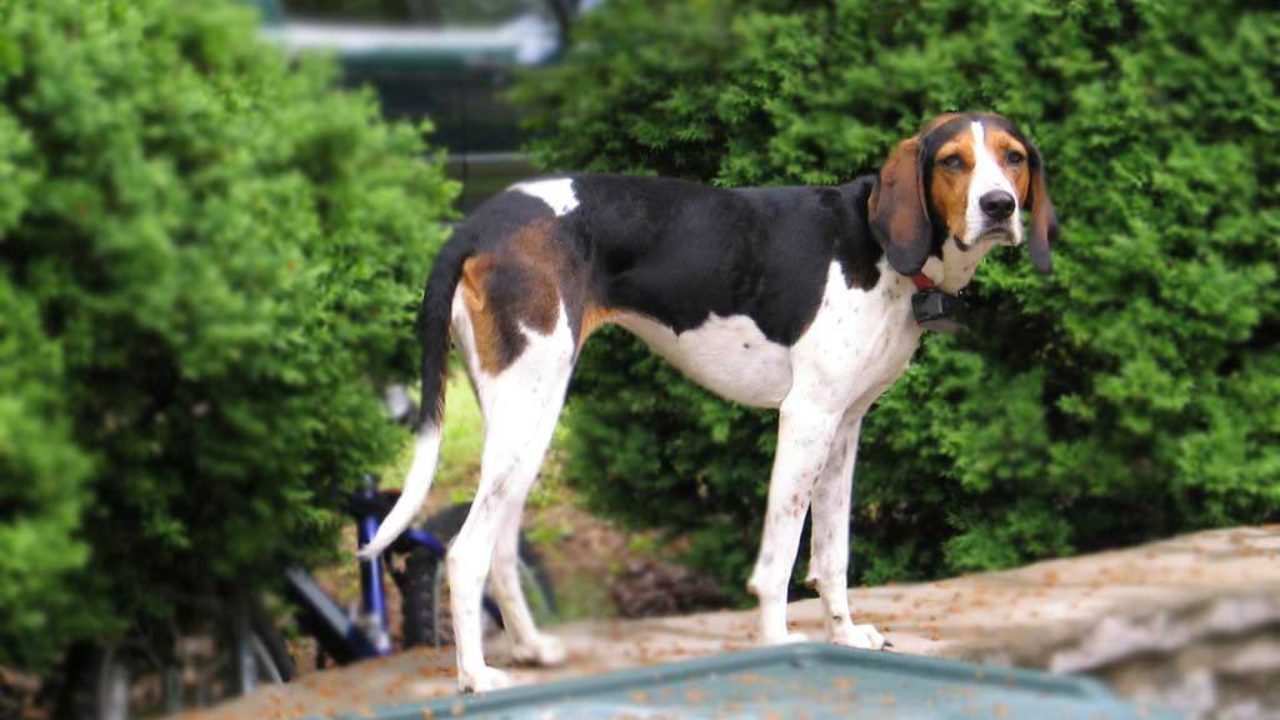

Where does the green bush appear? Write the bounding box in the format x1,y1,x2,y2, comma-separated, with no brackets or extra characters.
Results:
0,0,455,671
513,0,1279,599
0,277,98,670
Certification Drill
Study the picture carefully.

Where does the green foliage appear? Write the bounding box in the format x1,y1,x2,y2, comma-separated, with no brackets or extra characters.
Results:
0,0,455,671
514,0,1279,599
0,276,99,669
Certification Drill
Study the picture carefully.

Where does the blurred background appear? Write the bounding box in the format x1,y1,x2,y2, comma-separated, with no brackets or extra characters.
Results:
254,0,582,209
0,0,1275,718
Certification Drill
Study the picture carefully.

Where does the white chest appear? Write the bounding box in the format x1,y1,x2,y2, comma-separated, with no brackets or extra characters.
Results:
615,312,793,408
789,262,923,412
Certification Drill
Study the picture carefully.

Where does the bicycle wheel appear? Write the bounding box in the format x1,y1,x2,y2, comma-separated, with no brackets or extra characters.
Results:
399,502,557,648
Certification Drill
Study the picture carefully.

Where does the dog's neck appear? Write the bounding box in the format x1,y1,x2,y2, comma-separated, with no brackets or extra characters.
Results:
917,235,1002,294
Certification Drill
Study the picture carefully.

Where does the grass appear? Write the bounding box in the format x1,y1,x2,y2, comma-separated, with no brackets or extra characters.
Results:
378,363,574,512
378,367,482,499
438,371,486,503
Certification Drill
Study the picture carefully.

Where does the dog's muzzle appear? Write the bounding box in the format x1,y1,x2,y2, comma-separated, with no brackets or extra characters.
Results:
979,190,1015,221
975,190,1020,246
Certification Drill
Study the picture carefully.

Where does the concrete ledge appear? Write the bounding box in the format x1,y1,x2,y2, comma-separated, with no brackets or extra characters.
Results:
190,526,1280,720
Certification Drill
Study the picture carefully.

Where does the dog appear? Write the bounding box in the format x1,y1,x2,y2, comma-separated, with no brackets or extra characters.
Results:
360,112,1058,692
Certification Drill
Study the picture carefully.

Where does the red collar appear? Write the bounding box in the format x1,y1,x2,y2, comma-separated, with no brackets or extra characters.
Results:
910,273,936,291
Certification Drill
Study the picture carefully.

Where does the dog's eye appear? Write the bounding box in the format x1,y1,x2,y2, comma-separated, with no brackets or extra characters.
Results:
938,155,964,170
1006,150,1026,166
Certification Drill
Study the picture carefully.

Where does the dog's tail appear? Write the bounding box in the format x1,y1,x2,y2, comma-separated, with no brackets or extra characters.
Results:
359,231,476,559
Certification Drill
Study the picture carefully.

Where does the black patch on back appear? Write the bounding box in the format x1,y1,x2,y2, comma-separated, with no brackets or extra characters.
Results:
555,173,884,346
465,191,557,245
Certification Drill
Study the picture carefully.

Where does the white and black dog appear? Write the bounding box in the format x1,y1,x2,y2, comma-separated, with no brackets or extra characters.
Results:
361,112,1058,692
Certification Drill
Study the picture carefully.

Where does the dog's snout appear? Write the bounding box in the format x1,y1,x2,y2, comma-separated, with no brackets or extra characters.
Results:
979,191,1015,221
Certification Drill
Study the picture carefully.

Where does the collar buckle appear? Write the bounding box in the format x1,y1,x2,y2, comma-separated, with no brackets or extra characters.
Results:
911,288,965,333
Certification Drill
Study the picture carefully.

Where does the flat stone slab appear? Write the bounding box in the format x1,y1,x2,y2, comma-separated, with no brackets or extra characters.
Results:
187,526,1280,719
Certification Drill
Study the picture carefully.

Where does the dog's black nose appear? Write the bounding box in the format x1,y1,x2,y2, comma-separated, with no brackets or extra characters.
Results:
979,191,1015,220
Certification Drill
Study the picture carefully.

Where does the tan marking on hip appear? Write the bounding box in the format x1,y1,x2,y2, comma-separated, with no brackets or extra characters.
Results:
460,253,506,375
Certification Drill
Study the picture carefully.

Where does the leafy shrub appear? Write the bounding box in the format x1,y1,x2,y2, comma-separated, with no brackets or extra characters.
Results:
0,0,455,671
513,0,1279,599
0,277,98,670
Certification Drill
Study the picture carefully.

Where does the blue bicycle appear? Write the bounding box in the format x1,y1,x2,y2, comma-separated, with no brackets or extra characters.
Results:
57,474,556,719
289,474,557,663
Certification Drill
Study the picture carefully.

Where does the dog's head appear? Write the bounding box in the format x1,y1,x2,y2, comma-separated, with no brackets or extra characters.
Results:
868,113,1058,279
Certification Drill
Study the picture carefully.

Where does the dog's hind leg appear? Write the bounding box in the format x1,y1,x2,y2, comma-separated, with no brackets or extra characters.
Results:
447,302,573,694
807,414,886,650
492,497,565,667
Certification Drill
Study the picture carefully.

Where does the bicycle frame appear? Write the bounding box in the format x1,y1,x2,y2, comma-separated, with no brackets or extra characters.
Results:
284,474,502,665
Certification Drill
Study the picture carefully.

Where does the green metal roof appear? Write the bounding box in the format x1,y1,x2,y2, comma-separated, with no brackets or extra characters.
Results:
321,643,1182,719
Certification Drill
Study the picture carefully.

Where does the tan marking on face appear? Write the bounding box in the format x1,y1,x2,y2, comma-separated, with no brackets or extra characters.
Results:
984,128,1031,207
460,253,506,374
929,132,975,241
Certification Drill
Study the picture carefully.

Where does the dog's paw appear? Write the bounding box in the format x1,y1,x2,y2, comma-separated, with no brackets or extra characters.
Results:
511,633,566,667
830,622,887,650
458,665,513,694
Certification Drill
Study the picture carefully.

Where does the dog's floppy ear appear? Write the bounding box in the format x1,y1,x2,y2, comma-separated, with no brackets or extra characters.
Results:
869,137,932,276
1025,140,1058,274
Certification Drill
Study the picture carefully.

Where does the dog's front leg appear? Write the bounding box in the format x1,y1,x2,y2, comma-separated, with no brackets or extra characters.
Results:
807,414,887,650
747,396,843,645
